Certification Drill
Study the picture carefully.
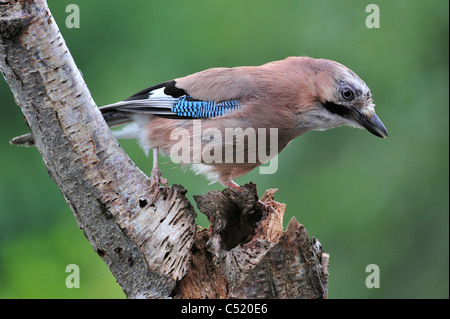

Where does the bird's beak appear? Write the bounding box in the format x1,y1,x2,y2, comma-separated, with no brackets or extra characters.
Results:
353,109,388,138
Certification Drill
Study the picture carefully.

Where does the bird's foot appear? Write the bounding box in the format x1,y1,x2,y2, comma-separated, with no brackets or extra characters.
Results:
227,181,275,211
150,167,168,196
258,199,277,212
258,188,280,212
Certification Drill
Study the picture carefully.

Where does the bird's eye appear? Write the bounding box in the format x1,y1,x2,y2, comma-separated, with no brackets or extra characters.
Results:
341,87,355,100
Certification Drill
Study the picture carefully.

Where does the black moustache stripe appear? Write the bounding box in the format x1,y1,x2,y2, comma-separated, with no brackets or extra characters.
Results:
322,101,352,116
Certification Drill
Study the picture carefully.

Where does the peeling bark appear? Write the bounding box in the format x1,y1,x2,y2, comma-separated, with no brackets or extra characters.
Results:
0,0,328,299
0,0,195,299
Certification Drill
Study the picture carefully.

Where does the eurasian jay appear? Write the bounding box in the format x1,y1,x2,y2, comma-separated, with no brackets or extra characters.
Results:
11,56,388,191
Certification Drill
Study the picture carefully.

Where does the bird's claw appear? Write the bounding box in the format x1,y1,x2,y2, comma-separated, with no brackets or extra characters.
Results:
258,199,277,212
150,168,168,196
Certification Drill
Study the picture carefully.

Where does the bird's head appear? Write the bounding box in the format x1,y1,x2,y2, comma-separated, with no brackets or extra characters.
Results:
305,58,388,138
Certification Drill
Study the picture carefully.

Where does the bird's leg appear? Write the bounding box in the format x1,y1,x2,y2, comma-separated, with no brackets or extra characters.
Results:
150,147,168,194
227,180,242,191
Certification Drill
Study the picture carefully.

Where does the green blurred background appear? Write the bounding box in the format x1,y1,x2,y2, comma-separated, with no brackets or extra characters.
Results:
0,0,448,298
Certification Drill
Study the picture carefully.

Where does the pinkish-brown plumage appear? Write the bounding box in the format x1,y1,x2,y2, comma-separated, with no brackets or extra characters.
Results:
47,57,390,190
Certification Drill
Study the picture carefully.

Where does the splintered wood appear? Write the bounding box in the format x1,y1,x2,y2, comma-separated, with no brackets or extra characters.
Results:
173,183,329,299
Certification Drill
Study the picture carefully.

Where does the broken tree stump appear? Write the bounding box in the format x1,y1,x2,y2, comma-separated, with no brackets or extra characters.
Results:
174,183,329,299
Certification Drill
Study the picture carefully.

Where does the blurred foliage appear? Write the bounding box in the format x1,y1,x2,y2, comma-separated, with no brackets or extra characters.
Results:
0,0,448,298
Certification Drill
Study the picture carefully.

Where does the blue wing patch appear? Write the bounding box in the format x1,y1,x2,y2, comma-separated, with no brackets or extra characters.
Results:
100,84,241,120
171,96,240,118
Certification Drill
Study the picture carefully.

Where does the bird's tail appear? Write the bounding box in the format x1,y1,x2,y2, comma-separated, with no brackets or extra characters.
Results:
9,104,134,147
